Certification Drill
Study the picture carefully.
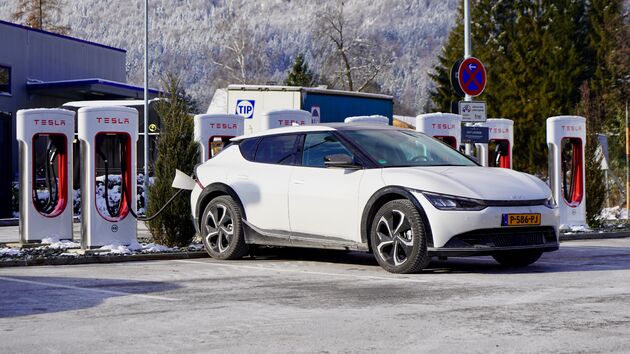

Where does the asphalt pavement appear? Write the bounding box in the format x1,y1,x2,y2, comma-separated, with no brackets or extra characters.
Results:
1,238,630,353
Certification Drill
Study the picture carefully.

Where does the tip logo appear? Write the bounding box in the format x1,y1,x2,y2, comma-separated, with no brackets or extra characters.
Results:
236,100,255,119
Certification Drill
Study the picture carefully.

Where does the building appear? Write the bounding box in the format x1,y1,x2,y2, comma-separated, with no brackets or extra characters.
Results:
0,20,159,218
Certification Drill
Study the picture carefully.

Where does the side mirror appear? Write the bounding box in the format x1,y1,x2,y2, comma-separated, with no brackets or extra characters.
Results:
324,154,360,169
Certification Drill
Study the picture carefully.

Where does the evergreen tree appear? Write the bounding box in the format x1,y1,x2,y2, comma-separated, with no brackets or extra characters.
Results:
285,54,315,87
430,0,590,174
12,0,71,35
147,74,199,247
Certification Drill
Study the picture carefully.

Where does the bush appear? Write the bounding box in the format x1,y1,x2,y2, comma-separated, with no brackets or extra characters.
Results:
146,74,199,247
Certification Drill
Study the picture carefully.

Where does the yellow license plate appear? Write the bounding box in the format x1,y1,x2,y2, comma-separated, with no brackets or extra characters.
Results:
502,213,541,226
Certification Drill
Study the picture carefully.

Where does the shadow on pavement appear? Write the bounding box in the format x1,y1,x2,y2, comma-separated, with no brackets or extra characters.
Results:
0,276,181,318
245,245,630,275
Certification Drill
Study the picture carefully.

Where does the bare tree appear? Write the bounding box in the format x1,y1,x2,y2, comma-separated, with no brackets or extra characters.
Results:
209,0,272,84
12,0,71,35
317,0,392,92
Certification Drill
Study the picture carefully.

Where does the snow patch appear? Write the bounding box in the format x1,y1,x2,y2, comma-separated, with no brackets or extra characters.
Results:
0,248,22,257
41,237,81,250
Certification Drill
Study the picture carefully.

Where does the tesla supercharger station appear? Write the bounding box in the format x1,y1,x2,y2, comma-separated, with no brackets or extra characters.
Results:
475,118,514,168
344,115,389,125
416,113,462,149
78,106,138,248
547,115,586,228
194,114,244,161
16,109,75,243
260,109,312,132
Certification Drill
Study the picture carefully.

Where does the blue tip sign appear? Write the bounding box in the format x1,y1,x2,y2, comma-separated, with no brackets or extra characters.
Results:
457,57,486,97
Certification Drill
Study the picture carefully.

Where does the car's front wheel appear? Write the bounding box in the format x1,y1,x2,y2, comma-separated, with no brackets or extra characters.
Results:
492,250,543,267
371,199,430,273
201,196,249,260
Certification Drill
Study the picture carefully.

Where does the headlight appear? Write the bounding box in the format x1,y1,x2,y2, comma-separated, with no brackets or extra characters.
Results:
544,195,557,209
422,192,487,211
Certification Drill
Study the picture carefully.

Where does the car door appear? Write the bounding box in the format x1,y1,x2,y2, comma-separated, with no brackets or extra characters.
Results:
227,133,299,232
288,132,365,242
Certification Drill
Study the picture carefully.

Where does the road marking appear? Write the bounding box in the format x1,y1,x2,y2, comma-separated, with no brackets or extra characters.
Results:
174,259,430,283
0,276,180,302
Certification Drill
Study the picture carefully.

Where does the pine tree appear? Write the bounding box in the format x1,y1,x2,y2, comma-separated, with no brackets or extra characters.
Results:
430,0,591,174
285,54,314,87
147,74,199,247
12,0,71,35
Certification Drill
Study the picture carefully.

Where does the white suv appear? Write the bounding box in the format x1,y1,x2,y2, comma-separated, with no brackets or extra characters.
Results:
191,124,559,273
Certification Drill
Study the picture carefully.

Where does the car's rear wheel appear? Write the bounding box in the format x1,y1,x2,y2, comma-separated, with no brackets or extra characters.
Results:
492,250,543,267
201,196,248,260
370,199,430,273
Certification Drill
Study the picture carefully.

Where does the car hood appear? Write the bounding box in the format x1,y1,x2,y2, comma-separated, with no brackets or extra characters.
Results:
382,166,551,201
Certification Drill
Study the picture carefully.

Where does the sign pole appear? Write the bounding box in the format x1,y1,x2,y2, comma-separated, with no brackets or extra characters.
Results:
626,100,629,219
463,0,473,155
143,0,149,214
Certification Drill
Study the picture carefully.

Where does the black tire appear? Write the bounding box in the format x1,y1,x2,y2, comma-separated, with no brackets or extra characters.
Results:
201,196,249,260
492,250,543,267
370,199,430,273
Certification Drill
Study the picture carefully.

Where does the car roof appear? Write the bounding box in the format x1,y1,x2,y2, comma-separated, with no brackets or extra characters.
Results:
231,123,405,141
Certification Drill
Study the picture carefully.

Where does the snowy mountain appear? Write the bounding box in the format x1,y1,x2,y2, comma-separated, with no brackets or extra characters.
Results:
0,0,458,113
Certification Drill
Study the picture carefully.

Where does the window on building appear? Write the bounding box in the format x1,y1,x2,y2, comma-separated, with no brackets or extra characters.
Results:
0,66,10,95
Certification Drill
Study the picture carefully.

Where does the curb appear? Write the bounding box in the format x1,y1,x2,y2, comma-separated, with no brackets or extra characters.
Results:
0,251,208,268
560,231,630,241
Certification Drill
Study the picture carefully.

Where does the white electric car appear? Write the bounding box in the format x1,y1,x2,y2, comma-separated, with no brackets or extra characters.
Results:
190,124,559,273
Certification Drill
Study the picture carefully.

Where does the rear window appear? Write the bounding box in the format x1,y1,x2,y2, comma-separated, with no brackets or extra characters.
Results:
238,138,258,161
253,134,299,165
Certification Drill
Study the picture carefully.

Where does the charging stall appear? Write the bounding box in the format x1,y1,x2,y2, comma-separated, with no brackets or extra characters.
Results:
547,115,586,228
475,118,514,168
194,114,244,161
259,109,312,132
416,113,462,149
344,115,389,125
16,109,75,243
78,106,138,248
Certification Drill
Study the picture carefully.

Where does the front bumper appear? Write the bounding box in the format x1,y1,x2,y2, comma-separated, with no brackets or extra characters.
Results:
409,190,560,252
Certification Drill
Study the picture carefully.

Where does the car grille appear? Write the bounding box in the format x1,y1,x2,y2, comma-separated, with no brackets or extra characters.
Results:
444,226,557,248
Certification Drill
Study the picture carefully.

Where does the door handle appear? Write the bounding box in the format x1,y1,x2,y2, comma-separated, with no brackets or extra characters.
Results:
292,179,305,185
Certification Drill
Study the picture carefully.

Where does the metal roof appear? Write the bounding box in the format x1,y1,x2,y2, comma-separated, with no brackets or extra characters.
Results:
26,78,161,100
0,19,126,53
227,84,394,101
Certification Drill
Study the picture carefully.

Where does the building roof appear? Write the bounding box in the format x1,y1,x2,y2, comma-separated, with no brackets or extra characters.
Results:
0,19,125,53
227,84,394,101
26,78,161,100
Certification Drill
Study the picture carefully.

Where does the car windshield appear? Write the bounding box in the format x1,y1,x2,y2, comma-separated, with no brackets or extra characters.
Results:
342,129,477,167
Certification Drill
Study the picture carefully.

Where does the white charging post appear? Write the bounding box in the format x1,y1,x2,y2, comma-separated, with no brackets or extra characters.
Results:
16,109,75,243
415,113,462,149
259,109,312,132
344,115,389,125
547,115,586,229
194,114,244,161
475,118,514,168
78,106,138,248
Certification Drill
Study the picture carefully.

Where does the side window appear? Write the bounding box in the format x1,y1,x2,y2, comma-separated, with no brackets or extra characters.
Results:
0,65,10,95
254,134,299,165
302,133,353,168
239,138,258,161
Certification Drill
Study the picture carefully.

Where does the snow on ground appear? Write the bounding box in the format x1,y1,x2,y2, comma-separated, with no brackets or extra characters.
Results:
41,237,81,250
600,207,629,221
0,247,22,257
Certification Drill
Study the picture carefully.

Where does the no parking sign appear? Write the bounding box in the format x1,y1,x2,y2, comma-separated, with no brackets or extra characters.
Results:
457,57,486,97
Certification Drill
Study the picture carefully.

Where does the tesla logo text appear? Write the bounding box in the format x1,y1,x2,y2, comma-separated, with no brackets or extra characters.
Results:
432,123,456,130
34,119,66,126
277,120,305,126
96,117,130,124
560,125,582,132
490,128,509,134
209,123,237,130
